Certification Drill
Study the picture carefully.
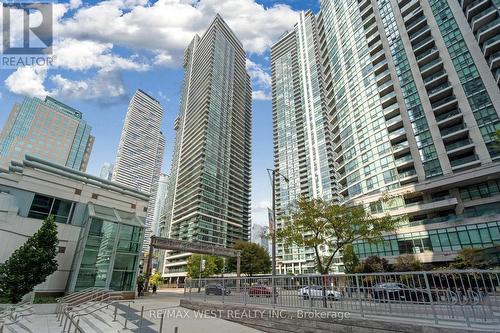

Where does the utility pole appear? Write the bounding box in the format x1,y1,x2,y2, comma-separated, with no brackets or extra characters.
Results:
267,169,289,305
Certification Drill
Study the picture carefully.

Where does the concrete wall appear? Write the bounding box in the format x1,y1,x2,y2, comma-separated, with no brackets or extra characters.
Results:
180,300,477,333
0,196,81,293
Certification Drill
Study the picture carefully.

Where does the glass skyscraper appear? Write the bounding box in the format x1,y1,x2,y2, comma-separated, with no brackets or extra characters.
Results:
272,11,338,274
112,89,165,253
273,0,500,272
162,15,252,282
0,96,94,171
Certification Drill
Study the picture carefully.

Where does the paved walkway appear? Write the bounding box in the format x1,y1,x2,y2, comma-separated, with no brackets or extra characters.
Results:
129,289,264,333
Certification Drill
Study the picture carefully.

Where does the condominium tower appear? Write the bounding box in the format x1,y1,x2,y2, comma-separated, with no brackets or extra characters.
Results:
0,96,94,171
112,89,165,253
162,15,252,283
272,0,500,272
271,11,338,274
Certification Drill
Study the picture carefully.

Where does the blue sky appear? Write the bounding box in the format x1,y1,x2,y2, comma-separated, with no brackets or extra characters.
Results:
0,0,319,226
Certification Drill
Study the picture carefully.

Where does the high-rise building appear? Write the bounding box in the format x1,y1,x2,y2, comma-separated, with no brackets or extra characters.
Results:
272,0,500,272
162,14,252,283
0,96,94,171
251,224,270,254
99,162,114,181
152,174,169,237
112,89,165,253
271,11,338,274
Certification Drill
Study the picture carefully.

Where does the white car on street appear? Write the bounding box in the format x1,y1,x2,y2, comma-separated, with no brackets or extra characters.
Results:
298,286,342,301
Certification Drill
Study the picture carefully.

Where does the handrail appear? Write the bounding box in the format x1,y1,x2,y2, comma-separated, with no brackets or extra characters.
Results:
64,299,135,333
70,295,123,315
58,290,111,321
55,288,105,314
56,287,102,303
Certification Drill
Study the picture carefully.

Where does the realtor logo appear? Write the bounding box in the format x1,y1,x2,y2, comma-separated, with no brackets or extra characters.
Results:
1,1,54,68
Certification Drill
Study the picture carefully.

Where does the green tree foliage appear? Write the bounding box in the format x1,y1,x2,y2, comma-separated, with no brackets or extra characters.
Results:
149,272,163,286
186,254,223,278
393,254,423,272
277,198,398,274
493,129,500,150
227,241,271,276
0,216,58,303
342,244,360,274
359,255,390,273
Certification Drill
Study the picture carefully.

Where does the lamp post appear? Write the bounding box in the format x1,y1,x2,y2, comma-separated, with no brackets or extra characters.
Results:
267,169,289,304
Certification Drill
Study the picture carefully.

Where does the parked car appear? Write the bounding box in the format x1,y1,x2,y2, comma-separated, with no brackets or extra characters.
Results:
298,286,342,301
249,286,277,297
205,284,230,296
371,283,431,302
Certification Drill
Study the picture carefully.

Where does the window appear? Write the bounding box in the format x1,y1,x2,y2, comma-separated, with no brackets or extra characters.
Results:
28,194,74,224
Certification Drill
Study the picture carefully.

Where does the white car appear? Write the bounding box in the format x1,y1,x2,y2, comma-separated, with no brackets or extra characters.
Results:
298,286,342,301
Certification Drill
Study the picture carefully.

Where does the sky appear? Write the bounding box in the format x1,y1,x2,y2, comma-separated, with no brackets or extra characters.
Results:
0,0,320,227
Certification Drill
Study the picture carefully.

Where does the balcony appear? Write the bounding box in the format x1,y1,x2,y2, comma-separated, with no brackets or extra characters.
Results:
371,49,386,64
477,17,500,44
378,80,394,96
420,58,443,77
380,91,397,107
427,82,453,101
389,127,407,142
424,71,448,88
383,103,400,119
407,16,427,35
440,123,468,141
410,26,431,45
373,59,389,75
398,168,418,184
375,69,391,85
445,138,475,155
489,51,500,69
466,0,491,21
386,114,403,131
378,196,458,218
482,34,500,57
404,7,424,26
416,47,439,65
394,154,414,168
392,140,410,156
471,8,497,32
413,36,435,55
432,95,458,114
450,154,480,170
436,109,463,127
401,0,420,17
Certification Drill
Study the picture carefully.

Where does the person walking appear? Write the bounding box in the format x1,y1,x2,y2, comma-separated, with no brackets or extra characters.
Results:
152,284,157,295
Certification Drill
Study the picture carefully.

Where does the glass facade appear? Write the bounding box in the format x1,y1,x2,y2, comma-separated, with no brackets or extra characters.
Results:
0,96,93,171
70,205,144,292
354,221,500,257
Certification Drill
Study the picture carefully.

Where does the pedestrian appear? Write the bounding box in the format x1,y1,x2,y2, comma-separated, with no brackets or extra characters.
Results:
137,282,143,297
152,284,157,295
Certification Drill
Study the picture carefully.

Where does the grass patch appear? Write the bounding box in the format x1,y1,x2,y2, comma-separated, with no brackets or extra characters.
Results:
0,295,10,304
33,295,57,304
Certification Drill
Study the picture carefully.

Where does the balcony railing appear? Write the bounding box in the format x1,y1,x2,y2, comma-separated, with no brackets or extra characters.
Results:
441,123,467,136
432,95,457,109
445,138,473,152
435,109,461,122
395,154,413,165
450,154,479,167
398,168,417,178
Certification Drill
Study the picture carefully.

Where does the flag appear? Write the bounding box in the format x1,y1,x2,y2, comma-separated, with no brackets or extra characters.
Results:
268,208,274,232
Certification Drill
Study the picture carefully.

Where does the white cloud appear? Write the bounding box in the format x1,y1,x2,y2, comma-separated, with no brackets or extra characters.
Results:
252,90,271,101
51,71,127,101
5,67,50,98
4,0,299,101
252,200,271,213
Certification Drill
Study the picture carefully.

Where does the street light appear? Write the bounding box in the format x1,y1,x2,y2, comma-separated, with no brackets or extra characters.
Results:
267,168,289,304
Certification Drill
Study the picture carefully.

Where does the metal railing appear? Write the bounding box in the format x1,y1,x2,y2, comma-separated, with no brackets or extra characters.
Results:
184,270,500,329
57,289,111,322
0,302,34,333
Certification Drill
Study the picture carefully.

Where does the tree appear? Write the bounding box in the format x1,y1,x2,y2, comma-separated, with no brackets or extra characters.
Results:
186,254,223,278
393,254,423,272
227,241,271,276
493,129,500,150
359,255,390,273
0,216,58,303
277,197,399,274
149,272,163,287
342,244,359,274
450,248,491,269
